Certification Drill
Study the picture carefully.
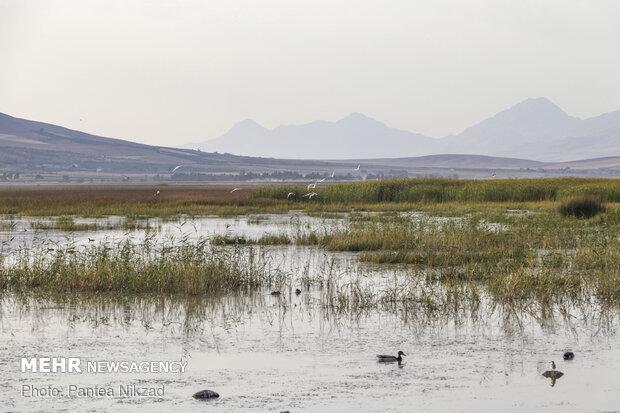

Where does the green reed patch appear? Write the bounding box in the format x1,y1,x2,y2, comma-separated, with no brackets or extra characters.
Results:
559,196,606,218
254,178,620,204
211,233,292,246
31,217,99,231
30,216,158,232
0,240,278,294
294,207,620,301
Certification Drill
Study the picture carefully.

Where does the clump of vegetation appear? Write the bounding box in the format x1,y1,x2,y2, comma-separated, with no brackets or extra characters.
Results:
256,234,292,245
0,239,279,294
559,196,606,218
211,233,292,246
32,217,99,231
30,216,158,232
246,216,265,225
0,220,17,231
211,234,250,245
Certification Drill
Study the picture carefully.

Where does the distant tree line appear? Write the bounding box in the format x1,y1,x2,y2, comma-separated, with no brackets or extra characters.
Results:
169,169,414,182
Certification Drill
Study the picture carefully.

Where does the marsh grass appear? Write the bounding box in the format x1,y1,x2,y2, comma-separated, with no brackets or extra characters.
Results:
31,217,99,231
30,216,159,232
0,239,278,294
210,234,250,245
1,179,619,306
559,196,606,218
292,208,620,301
0,220,17,231
211,233,292,246
255,178,620,204
2,179,619,219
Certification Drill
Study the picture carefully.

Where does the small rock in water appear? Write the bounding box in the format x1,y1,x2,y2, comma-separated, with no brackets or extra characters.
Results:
193,389,219,399
563,351,575,360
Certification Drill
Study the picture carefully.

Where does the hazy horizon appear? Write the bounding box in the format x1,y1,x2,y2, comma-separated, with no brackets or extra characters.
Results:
1,0,619,146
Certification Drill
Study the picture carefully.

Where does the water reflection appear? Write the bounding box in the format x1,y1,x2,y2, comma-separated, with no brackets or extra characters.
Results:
1,286,618,411
1,212,619,411
2,283,617,340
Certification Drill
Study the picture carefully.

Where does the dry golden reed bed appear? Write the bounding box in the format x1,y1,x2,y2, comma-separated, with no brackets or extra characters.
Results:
1,178,619,217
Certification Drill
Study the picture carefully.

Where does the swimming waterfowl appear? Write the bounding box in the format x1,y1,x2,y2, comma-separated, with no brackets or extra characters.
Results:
270,291,281,296
376,351,406,363
295,288,302,295
563,351,575,360
542,361,564,386
193,389,219,399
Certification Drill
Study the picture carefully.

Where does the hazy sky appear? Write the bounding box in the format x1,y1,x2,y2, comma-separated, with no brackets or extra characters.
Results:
1,0,619,146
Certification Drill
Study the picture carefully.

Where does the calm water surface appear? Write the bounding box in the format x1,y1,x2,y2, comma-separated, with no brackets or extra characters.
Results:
0,213,618,412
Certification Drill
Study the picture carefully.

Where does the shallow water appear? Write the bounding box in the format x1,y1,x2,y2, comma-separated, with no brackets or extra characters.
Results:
2,291,619,412
0,212,344,256
0,213,619,412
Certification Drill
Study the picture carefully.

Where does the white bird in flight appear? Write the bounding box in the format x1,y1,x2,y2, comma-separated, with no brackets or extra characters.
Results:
307,183,316,190
154,190,160,197
355,165,360,171
171,165,184,173
318,177,326,183
331,170,335,178
230,188,241,193
287,192,295,199
302,192,318,199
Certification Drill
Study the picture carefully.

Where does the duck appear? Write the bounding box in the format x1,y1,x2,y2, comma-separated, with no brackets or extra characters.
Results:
542,361,564,386
295,288,302,295
270,291,281,296
563,351,575,360
376,351,406,363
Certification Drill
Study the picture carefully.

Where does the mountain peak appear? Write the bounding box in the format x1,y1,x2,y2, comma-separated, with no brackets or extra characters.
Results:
228,119,268,134
338,112,385,127
508,97,569,117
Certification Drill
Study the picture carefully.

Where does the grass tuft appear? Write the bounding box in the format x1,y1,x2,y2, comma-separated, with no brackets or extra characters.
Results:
559,196,606,218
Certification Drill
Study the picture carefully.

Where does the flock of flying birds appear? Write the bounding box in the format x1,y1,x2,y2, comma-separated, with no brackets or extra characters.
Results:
154,164,363,199
287,166,361,200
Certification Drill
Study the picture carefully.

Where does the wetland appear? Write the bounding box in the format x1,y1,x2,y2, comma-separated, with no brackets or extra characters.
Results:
1,179,619,411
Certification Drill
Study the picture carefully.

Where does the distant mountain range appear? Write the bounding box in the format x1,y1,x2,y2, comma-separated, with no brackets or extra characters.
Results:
195,113,437,159
1,107,619,181
188,98,620,162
